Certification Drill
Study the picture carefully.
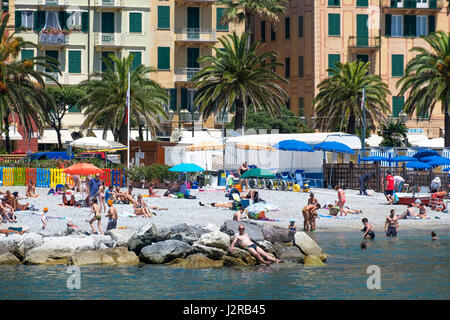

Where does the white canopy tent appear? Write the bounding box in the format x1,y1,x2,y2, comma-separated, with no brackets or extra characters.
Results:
410,137,444,148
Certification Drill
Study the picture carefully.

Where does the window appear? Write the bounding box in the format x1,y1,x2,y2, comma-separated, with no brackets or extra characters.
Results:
187,47,200,69
45,50,59,73
15,11,33,30
129,12,142,33
328,54,340,76
101,51,114,71
33,11,46,31
285,57,290,78
169,88,177,111
68,50,81,73
356,0,368,6
68,105,81,113
328,0,340,6
271,58,276,72
101,12,115,33
298,98,304,116
391,15,403,36
298,56,304,77
328,14,340,36
261,21,266,42
130,51,142,70
428,15,436,34
68,11,82,30
286,98,290,110
271,24,276,41
392,54,404,77
298,16,303,37
285,17,290,39
416,0,429,9
392,96,404,117
404,15,416,37
158,6,170,29
81,12,89,33
416,16,427,36
216,8,228,31
21,49,34,61
158,47,170,70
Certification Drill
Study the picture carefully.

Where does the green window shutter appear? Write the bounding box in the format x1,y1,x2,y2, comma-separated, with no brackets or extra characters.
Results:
392,96,404,117
385,14,392,37
158,6,170,29
430,0,437,9
285,57,290,78
298,16,303,37
15,11,22,29
216,8,228,31
428,16,436,34
34,11,45,31
102,51,114,71
59,11,68,30
181,88,188,109
285,17,290,39
130,51,142,70
298,98,304,116
271,24,276,41
261,21,266,42
328,0,340,6
392,54,404,77
21,49,33,61
45,50,59,72
356,0,368,6
158,47,170,70
81,12,89,33
328,54,340,76
68,51,81,73
187,47,199,68
404,15,416,36
286,98,290,110
328,14,340,36
390,0,397,7
170,88,177,111
129,13,142,33
102,12,115,33
298,56,304,77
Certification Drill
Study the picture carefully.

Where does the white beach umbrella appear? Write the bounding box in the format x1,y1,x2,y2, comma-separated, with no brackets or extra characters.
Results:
71,137,112,150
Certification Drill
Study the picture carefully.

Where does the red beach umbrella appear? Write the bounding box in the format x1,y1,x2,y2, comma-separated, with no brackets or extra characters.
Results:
63,163,104,176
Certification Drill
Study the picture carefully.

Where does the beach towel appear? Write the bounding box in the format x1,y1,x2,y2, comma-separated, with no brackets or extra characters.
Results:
119,212,138,218
29,211,70,220
7,227,22,232
319,214,360,220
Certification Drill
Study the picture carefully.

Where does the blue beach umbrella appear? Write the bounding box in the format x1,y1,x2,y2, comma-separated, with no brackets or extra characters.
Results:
169,163,205,172
273,139,313,171
419,156,450,167
413,149,440,159
406,161,432,170
313,141,355,154
360,156,389,162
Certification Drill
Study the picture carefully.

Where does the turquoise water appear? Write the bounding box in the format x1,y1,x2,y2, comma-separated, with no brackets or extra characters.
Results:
1,230,449,300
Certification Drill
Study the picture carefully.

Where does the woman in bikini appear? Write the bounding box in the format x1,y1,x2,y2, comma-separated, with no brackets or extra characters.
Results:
238,162,249,192
335,185,346,216
60,192,76,207
89,198,103,235
98,182,106,213
133,195,152,218
26,181,39,198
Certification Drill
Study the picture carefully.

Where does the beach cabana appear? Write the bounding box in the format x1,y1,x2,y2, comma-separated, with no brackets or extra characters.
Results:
273,139,313,171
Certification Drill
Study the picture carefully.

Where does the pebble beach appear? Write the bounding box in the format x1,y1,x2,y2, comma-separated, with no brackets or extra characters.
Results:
2,186,450,235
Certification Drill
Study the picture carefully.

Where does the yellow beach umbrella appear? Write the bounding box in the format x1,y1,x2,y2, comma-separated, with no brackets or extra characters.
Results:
187,141,225,151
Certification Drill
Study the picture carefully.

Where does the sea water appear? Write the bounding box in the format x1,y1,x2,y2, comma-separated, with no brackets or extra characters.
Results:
0,230,448,300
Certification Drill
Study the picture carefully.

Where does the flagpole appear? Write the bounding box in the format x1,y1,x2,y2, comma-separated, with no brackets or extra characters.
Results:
127,72,131,184
362,86,366,159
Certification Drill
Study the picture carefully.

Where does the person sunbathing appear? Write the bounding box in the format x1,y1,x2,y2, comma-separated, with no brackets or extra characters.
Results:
115,187,135,204
26,181,39,198
397,203,417,219
133,195,153,217
199,193,242,210
418,203,430,219
59,192,76,207
148,183,161,197
0,222,26,235
0,202,15,223
3,190,29,211
327,202,362,216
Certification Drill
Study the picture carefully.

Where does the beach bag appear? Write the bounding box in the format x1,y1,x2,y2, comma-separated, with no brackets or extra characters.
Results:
393,192,399,204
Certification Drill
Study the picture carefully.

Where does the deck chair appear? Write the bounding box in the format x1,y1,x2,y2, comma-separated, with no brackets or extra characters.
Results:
294,170,310,188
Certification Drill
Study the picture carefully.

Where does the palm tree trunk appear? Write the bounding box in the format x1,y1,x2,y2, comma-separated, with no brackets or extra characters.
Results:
234,99,244,131
3,116,10,154
445,96,450,147
347,112,356,134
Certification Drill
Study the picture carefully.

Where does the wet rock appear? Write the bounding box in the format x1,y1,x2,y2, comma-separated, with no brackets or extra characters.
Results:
303,255,325,266
220,220,264,242
139,240,193,264
294,232,323,256
196,231,230,251
70,248,139,265
276,246,304,263
168,253,223,269
228,248,257,266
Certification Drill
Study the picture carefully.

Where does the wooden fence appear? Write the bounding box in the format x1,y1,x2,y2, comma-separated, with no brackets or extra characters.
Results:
324,162,448,193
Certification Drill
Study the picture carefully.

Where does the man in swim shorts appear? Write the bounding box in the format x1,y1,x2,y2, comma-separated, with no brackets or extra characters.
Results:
228,224,282,265
361,218,375,239
385,171,395,204
385,209,399,237
105,200,117,231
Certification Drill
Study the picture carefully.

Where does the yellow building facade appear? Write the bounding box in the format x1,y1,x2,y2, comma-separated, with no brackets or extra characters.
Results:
254,0,449,138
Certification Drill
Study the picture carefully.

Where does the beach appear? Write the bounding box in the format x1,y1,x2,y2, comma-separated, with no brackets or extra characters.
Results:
2,186,449,235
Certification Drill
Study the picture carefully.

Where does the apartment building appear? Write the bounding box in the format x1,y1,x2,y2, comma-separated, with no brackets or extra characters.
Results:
254,0,449,138
6,1,242,144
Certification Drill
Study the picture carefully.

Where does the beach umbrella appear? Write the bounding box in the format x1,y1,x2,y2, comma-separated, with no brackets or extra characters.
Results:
405,162,432,170
186,141,224,171
419,156,450,167
169,163,205,185
413,149,440,159
387,156,416,162
359,156,389,162
71,137,112,150
240,168,275,202
273,139,313,171
63,162,104,176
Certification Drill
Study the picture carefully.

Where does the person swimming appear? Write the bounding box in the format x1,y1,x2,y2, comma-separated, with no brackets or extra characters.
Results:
431,231,437,240
361,218,375,239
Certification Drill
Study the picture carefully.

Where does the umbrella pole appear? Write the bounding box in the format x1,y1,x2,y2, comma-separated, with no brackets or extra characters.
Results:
291,151,293,172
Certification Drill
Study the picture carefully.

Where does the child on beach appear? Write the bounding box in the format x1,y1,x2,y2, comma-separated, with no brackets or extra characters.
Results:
288,219,297,232
98,182,106,213
307,193,318,205
302,203,320,232
335,186,346,216
105,200,118,231
88,198,103,235
40,207,49,230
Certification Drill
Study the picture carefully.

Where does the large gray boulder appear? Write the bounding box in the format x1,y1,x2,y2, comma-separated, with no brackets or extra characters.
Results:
294,232,323,256
91,235,114,250
127,223,162,254
0,233,44,260
276,246,304,263
70,248,139,265
220,220,264,242
0,252,21,265
167,223,210,244
105,228,137,247
168,253,224,269
191,243,227,260
196,231,230,251
139,240,193,264
262,228,296,243
256,240,276,254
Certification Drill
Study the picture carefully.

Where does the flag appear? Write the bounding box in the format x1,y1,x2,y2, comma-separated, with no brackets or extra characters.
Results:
361,86,366,110
125,72,130,124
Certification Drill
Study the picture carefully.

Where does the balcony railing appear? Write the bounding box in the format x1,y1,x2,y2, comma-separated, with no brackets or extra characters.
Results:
94,0,125,7
94,33,125,47
348,36,381,49
175,68,201,82
386,0,443,9
39,32,68,45
38,0,69,5
175,28,217,42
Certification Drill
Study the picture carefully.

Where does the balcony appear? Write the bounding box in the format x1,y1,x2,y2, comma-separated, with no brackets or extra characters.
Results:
94,0,126,9
38,32,68,46
94,33,125,49
383,0,443,13
38,0,69,6
175,28,217,45
175,68,201,83
348,36,381,50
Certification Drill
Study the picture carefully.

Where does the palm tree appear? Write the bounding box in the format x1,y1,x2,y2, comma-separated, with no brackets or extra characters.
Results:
396,31,450,146
78,55,168,148
218,0,287,36
313,60,391,134
191,32,288,131
379,120,408,147
0,14,59,152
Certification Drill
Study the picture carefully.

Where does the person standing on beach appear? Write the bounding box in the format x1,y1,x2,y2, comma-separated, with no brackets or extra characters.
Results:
72,175,82,193
394,175,405,192
89,174,101,199
238,162,249,192
89,198,103,235
307,193,318,205
385,171,395,204
40,207,49,230
359,173,374,196
302,203,320,231
385,209,399,237
105,200,118,231
335,185,346,216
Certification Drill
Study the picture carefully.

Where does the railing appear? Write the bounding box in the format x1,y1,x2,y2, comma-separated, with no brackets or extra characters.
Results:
215,113,231,124
387,0,443,9
94,0,125,7
39,32,68,45
38,0,69,5
348,36,381,48
94,33,125,46
175,68,201,82
175,28,217,42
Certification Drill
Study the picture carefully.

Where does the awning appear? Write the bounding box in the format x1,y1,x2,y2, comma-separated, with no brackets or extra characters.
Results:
38,129,73,144
91,129,150,141
1,125,23,141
